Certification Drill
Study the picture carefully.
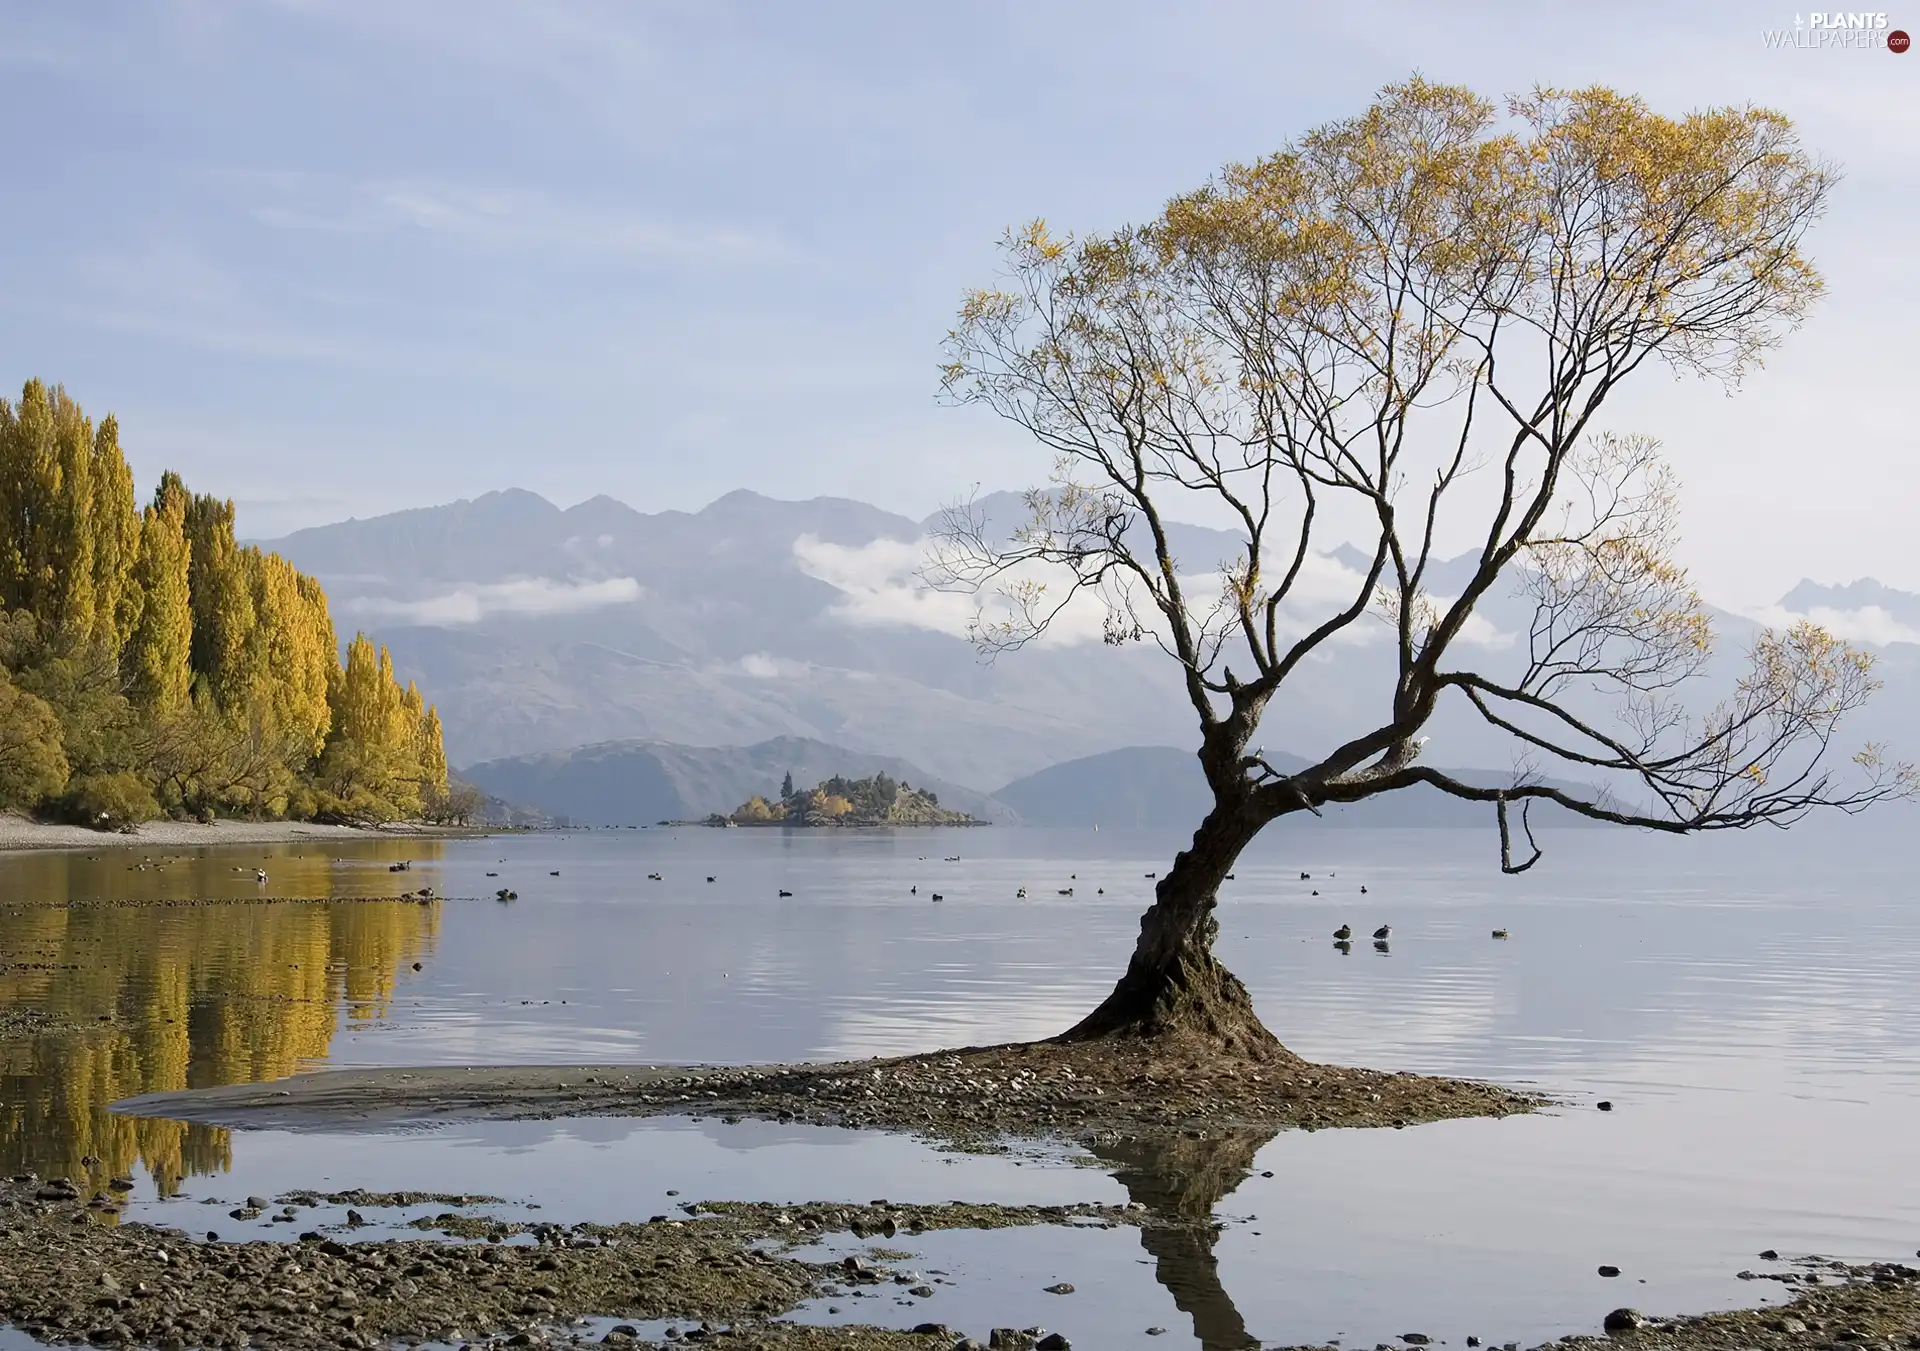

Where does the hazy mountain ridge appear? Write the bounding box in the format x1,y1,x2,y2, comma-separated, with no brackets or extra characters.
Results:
263,488,1918,786
464,738,1623,833
992,746,1611,830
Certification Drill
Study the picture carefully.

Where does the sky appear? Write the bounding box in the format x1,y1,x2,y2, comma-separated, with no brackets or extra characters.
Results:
1,0,1914,607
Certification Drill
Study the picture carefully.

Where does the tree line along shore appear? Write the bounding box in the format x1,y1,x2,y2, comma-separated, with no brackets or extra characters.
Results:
0,380,457,830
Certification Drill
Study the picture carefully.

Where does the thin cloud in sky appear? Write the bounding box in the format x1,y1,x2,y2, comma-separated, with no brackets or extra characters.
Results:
233,172,785,265
1745,603,1920,648
344,576,644,626
791,534,1518,651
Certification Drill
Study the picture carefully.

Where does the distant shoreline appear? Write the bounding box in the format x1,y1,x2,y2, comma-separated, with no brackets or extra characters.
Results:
0,814,487,855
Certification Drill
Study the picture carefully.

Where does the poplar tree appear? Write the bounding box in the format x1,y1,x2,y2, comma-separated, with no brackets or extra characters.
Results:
0,380,99,638
46,390,98,646
182,491,256,708
242,547,333,756
416,706,449,803
124,474,193,716
86,415,142,656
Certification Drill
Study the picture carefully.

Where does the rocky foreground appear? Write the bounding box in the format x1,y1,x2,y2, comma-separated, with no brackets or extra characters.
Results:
0,1174,1127,1350
4,1174,1920,1350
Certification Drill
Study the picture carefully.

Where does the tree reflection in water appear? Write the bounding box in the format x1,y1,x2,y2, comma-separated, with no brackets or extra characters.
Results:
1090,1129,1278,1351
0,843,441,1200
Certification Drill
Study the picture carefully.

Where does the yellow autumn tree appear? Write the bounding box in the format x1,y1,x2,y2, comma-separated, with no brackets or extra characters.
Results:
315,635,448,821
86,414,142,656
123,474,193,717
0,381,450,827
241,547,334,757
182,491,256,710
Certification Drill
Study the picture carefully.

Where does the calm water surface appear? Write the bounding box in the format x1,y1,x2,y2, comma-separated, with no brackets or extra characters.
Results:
2,822,1916,1348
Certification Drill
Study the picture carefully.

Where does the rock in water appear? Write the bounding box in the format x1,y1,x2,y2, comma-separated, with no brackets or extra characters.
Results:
1598,1265,1621,1277
1602,1309,1647,1332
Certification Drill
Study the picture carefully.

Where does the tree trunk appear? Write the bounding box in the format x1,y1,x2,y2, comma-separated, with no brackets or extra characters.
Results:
1055,796,1284,1057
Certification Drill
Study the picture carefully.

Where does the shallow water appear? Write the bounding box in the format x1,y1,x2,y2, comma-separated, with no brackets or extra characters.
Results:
2,821,1917,1347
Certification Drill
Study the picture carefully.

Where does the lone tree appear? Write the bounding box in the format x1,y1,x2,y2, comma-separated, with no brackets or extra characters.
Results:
932,79,1912,1057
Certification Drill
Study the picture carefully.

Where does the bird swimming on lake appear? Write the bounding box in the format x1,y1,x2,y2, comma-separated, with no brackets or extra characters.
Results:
1058,887,1074,896
706,876,715,883
1360,885,1368,895
1143,872,1156,879
1372,924,1392,940
1333,924,1352,940
1016,887,1027,898
254,869,268,884
930,893,944,902
1491,928,1510,939
1299,871,1312,880
910,885,917,894
778,889,793,897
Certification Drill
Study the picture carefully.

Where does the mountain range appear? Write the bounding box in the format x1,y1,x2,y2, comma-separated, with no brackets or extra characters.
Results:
459,739,1609,831
261,488,1918,794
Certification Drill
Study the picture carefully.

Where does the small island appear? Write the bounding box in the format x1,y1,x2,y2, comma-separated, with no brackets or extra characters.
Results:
707,771,983,828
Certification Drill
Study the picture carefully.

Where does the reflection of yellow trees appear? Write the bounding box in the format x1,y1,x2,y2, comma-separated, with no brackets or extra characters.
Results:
0,845,441,1197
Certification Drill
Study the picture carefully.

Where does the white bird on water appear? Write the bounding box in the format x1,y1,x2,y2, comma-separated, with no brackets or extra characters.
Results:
254,869,268,884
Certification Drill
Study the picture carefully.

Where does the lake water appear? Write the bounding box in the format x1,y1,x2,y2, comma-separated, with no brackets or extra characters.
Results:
2,821,1917,1349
